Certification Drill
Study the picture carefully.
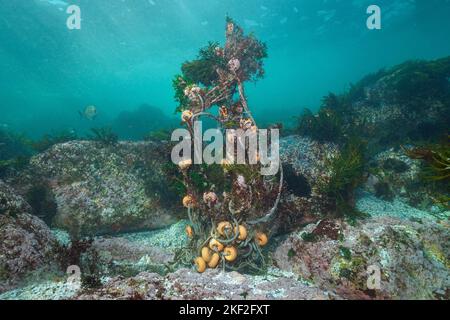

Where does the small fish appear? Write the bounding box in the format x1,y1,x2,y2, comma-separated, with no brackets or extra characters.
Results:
79,105,97,121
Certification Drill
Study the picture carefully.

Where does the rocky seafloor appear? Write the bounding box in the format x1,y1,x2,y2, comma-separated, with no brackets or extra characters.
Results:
0,156,448,300
1,58,449,300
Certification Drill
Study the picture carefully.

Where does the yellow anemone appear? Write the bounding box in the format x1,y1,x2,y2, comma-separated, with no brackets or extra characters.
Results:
185,225,194,238
182,195,195,208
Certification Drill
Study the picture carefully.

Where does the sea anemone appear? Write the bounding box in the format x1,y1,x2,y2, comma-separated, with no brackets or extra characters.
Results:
234,225,247,241
185,225,194,238
233,103,244,114
249,125,258,133
219,106,228,118
209,238,224,252
214,47,224,57
226,21,234,35
217,221,232,237
236,175,247,189
255,232,268,246
194,257,206,273
221,159,231,173
178,159,192,171
203,191,218,205
181,110,193,122
223,246,238,262
184,85,202,101
207,253,220,268
240,118,253,130
228,58,241,72
182,195,196,208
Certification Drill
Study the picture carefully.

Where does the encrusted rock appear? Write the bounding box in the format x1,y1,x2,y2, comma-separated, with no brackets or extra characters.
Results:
273,216,450,299
74,268,335,300
8,141,181,237
0,180,31,216
0,180,59,293
276,135,339,233
347,58,450,150
364,148,438,210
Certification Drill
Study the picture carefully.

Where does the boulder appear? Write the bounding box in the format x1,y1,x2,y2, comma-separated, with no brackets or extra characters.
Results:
273,216,450,299
8,141,181,237
347,58,450,150
0,180,59,293
363,148,448,215
275,135,339,233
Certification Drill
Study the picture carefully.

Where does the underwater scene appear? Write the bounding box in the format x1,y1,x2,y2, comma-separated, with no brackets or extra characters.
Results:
0,0,449,303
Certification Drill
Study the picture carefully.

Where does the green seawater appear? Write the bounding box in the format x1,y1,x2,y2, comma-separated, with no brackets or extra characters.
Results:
1,0,449,138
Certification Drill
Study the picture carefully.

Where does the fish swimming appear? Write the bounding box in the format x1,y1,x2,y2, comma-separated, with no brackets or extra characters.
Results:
79,105,97,120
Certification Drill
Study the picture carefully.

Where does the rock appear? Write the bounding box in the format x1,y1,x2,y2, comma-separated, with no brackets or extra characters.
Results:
91,235,178,277
364,148,439,210
0,179,31,216
74,268,335,300
347,58,450,150
276,135,339,233
89,220,189,278
0,180,60,293
273,216,450,299
356,191,449,222
8,141,181,237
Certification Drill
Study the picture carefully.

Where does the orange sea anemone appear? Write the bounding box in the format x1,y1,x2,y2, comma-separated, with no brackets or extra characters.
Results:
185,225,194,238
182,195,195,208
203,192,218,205
209,239,224,252
240,118,253,130
255,232,268,246
181,110,193,122
220,159,231,173
178,159,192,171
219,106,228,118
223,246,238,262
194,257,206,273
207,253,220,268
217,221,232,237
234,225,247,241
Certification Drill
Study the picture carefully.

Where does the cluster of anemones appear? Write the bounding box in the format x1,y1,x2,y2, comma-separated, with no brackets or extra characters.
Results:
240,118,257,132
184,85,202,100
187,221,268,273
182,191,219,209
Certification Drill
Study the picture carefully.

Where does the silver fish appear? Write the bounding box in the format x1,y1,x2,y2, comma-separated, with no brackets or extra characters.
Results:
79,105,97,120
